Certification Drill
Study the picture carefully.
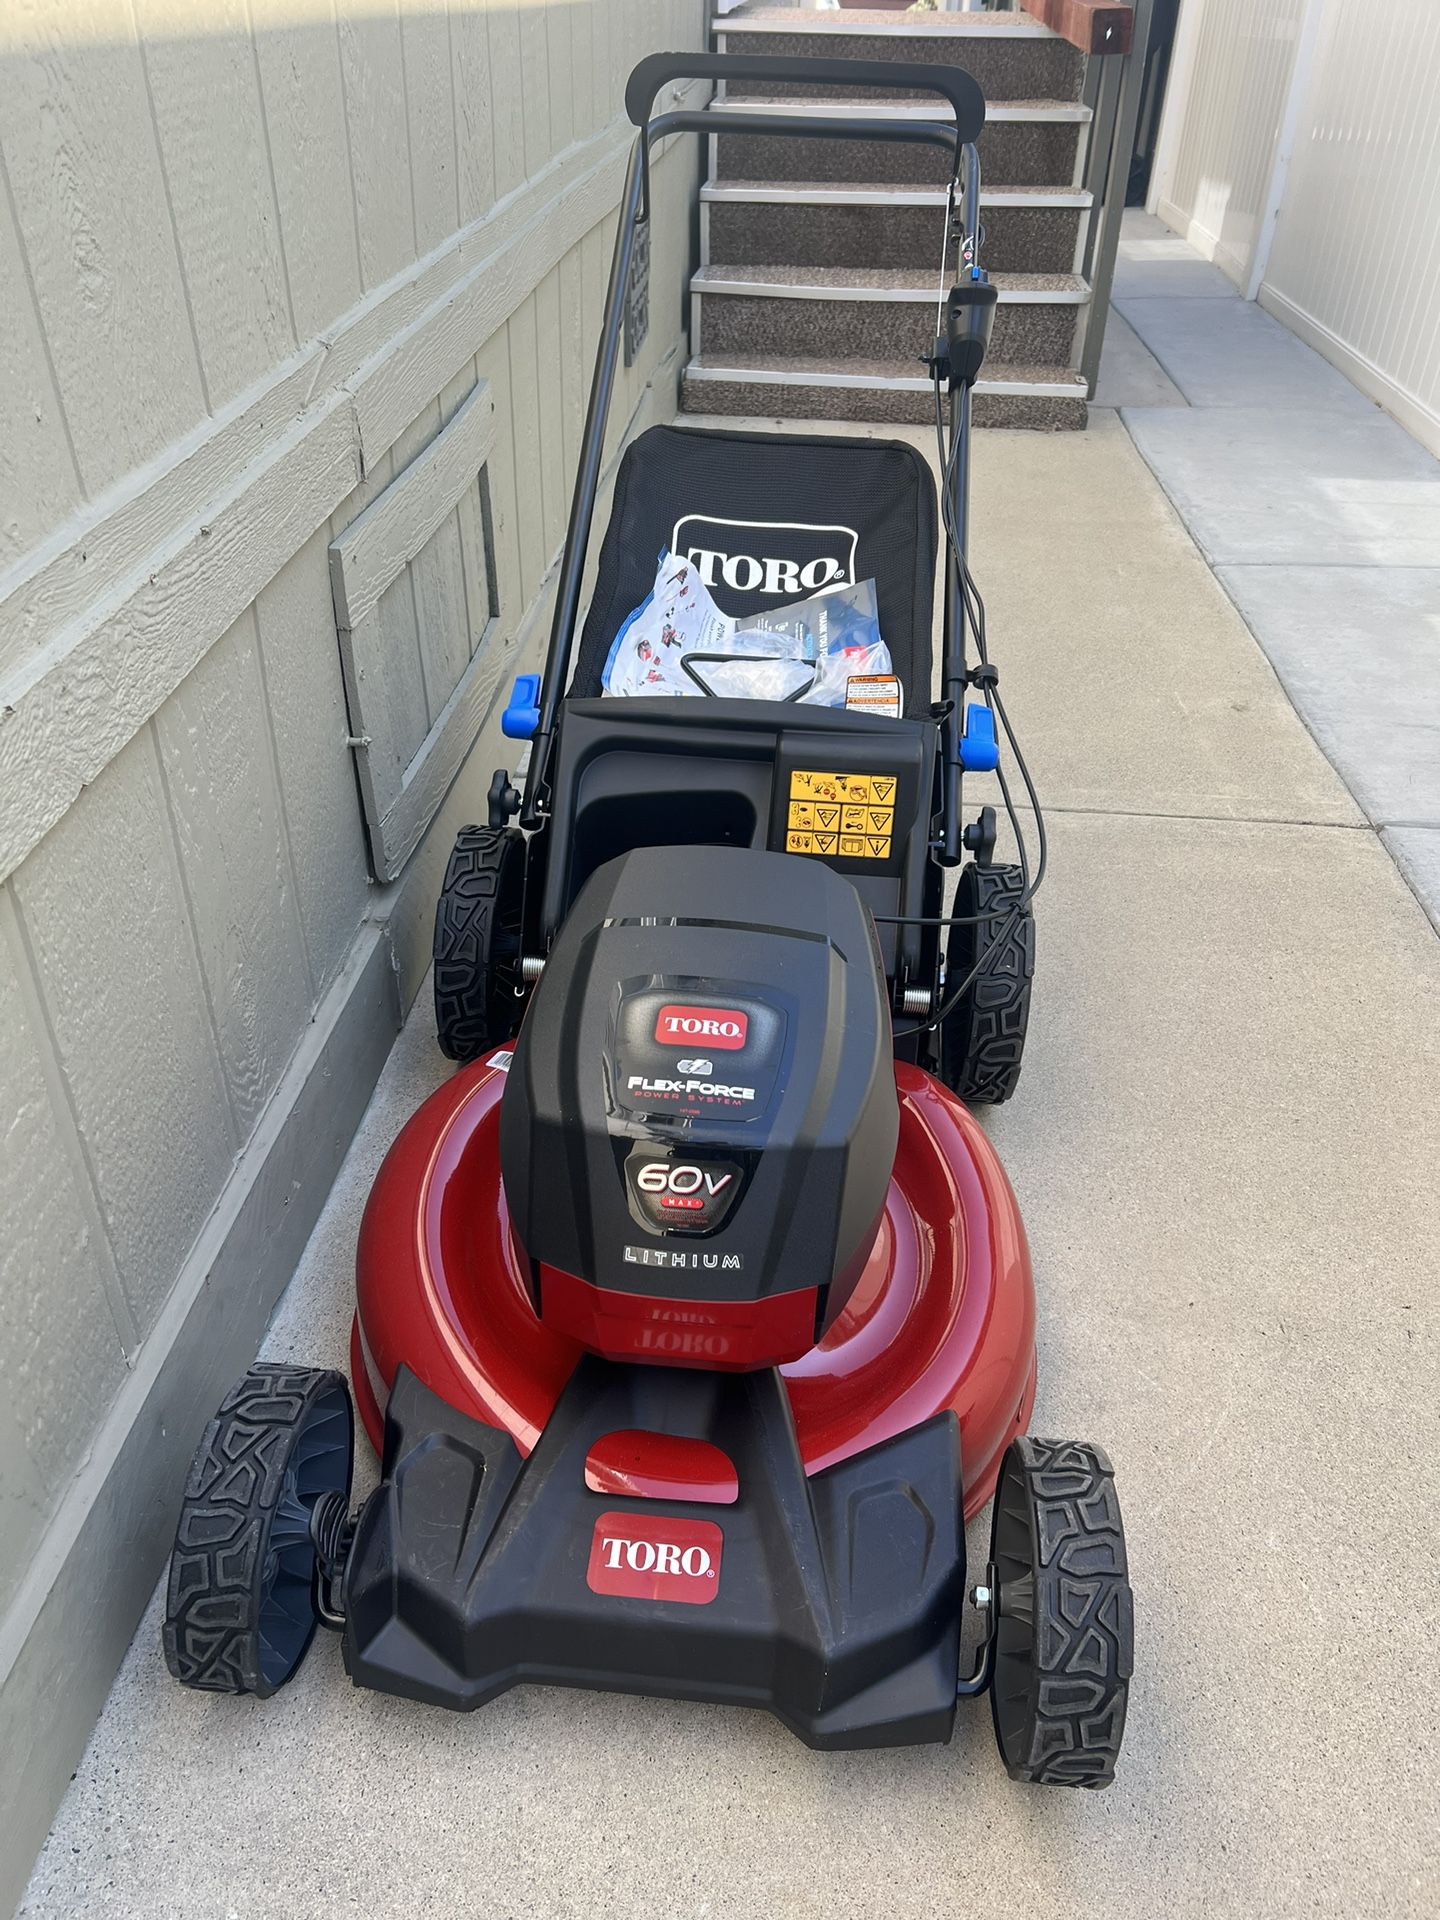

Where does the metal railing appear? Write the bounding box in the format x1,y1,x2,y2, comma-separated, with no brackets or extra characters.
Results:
943,1,1152,394
1073,0,1154,394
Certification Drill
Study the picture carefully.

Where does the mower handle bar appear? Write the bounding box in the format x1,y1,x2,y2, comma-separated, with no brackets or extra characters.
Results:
520,92,982,836
626,50,986,149
654,107,961,160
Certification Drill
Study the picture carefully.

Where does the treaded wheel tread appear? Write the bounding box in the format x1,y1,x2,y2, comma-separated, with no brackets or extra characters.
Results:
991,1435,1132,1787
433,825,525,1062
162,1364,350,1697
942,862,1034,1105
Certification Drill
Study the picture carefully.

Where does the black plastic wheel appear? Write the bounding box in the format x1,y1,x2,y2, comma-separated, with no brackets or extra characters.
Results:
989,1436,1133,1787
433,824,526,1062
941,861,1034,1104
163,1365,353,1698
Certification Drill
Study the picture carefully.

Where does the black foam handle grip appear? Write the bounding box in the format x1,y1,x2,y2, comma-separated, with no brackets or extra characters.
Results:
625,50,986,147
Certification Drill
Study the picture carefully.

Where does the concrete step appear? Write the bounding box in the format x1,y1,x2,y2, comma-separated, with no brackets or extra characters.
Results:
711,97,1088,190
713,6,1084,105
691,265,1088,372
681,353,1087,431
703,180,1090,276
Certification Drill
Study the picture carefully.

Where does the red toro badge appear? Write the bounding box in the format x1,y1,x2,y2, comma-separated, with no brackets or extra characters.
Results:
653,1005,749,1051
586,1511,724,1604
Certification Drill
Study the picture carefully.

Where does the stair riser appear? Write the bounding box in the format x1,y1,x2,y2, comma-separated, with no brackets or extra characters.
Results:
681,373,1086,431
715,30,1084,103
714,121,1081,190
707,201,1082,276
698,293,1080,370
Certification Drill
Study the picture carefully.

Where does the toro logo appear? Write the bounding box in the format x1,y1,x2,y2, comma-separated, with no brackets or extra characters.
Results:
654,1004,748,1051
671,513,858,599
586,1511,723,1606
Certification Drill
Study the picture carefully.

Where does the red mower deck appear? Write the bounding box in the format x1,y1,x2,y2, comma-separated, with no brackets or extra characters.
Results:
351,1052,1036,1520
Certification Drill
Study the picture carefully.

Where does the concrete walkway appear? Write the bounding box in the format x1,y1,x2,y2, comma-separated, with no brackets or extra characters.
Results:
23,226,1440,1920
1098,211,1440,933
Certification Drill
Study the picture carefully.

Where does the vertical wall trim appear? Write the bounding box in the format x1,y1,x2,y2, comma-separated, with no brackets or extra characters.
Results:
1146,0,1206,219
0,885,139,1361
1245,0,1325,302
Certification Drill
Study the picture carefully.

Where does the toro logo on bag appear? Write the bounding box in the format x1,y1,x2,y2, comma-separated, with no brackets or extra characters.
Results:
654,1004,748,1051
671,513,858,599
587,1512,723,1605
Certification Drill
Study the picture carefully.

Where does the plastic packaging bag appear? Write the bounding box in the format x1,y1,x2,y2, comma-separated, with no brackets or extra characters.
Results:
600,554,724,699
602,553,900,713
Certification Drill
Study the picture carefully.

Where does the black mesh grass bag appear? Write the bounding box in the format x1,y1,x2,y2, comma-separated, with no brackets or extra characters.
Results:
570,424,937,703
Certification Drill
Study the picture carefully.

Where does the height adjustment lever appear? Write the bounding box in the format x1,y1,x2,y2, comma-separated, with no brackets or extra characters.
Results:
928,279,998,392
487,768,521,830
963,806,998,868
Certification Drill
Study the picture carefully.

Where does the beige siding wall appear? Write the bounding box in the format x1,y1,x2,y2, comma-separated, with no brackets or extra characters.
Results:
0,3,703,1894
1259,0,1440,453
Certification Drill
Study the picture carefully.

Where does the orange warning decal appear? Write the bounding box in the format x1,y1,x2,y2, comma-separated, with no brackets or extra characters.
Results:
787,770,897,860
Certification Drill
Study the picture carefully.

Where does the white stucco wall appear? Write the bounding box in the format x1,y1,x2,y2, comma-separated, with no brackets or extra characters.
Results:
1150,0,1311,293
1151,0,1440,455
0,3,704,1902
1259,0,1440,455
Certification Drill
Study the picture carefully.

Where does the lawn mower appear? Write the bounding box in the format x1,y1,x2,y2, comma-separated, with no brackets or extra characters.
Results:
164,51,1132,1783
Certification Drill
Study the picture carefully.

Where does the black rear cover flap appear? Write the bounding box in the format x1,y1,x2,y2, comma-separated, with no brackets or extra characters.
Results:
571,424,936,702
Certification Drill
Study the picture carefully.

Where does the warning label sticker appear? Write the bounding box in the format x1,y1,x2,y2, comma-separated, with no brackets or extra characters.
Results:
786,770,897,860
845,674,902,719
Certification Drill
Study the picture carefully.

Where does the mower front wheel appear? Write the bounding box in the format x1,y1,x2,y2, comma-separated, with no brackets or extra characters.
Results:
989,1436,1132,1787
941,861,1034,1105
433,824,526,1061
163,1365,353,1698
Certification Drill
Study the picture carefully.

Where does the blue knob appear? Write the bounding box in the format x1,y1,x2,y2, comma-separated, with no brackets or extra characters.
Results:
958,701,999,772
501,673,542,740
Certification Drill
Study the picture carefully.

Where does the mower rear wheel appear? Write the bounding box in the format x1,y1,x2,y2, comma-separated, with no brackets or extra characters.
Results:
163,1365,353,1698
433,824,526,1061
988,1436,1132,1786
941,861,1034,1104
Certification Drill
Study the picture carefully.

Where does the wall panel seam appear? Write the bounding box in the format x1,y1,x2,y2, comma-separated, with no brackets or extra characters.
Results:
455,487,478,664
130,7,213,417
332,2,369,306
0,145,84,503
243,0,301,349
398,4,422,267
407,560,436,729
247,603,319,1006
448,4,463,241
149,719,244,1154
0,885,138,1361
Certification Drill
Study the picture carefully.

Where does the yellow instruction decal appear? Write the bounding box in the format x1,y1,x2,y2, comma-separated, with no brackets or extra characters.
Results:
788,771,897,859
